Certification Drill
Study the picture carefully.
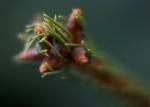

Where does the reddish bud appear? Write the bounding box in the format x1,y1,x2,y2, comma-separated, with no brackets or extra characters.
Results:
39,61,49,74
39,56,63,74
73,47,88,65
67,8,82,33
69,8,82,23
16,49,44,62
34,25,45,34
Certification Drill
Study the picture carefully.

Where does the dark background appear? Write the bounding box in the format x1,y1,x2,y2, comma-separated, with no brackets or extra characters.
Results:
0,0,150,107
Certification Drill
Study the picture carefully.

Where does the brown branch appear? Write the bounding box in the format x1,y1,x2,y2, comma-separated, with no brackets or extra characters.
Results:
71,56,150,107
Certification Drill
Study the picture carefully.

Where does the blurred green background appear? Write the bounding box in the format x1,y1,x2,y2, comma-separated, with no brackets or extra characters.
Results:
0,0,150,107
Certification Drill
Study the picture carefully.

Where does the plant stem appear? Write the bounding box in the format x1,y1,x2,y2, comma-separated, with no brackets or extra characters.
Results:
71,56,150,107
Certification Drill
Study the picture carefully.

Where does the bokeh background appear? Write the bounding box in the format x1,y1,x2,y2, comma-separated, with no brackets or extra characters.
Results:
0,0,150,107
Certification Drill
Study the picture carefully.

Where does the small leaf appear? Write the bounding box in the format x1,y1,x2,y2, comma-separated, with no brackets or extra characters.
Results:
43,13,73,40
43,17,53,29
43,39,64,60
23,37,37,52
41,71,61,78
43,27,67,46
25,28,33,33
25,24,35,28
58,15,67,24
43,21,52,32
65,43,83,47
51,31,67,45
37,49,48,56
76,15,86,29
39,37,46,43
52,15,57,31
55,27,72,43
17,33,29,43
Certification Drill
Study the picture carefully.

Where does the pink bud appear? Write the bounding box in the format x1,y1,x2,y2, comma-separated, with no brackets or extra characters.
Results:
73,47,88,65
16,49,44,62
39,56,63,74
